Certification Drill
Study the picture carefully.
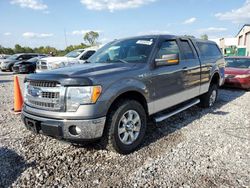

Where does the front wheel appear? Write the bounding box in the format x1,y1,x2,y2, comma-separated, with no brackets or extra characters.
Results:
199,84,218,108
104,100,147,154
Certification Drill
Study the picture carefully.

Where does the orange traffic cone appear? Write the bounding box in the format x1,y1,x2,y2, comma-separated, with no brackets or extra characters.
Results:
13,75,23,113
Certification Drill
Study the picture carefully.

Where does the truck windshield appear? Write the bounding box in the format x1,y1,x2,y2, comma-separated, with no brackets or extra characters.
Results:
88,38,155,64
65,50,84,58
226,58,250,69
7,54,19,60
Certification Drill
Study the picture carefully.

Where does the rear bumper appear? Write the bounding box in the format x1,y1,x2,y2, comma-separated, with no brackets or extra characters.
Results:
22,110,106,141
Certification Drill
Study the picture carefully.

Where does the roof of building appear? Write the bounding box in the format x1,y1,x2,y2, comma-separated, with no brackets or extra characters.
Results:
236,24,250,36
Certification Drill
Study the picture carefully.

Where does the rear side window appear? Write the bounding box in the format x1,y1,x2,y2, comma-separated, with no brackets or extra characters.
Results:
197,42,222,59
81,50,96,60
156,40,180,59
180,40,195,60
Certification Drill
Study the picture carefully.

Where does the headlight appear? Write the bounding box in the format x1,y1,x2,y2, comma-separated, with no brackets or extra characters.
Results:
235,74,250,79
66,86,102,112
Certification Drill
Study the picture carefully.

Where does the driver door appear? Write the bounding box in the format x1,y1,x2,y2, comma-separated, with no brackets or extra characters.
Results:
149,39,185,114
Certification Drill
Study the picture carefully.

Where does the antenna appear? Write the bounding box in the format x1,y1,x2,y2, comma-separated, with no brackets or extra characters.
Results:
64,28,68,48
64,28,70,64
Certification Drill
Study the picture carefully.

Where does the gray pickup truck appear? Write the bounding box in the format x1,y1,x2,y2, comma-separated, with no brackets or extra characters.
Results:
22,35,225,154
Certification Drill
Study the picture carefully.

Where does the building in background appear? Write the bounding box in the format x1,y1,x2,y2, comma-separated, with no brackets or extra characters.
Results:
219,38,237,56
210,38,237,56
211,24,250,56
236,24,250,56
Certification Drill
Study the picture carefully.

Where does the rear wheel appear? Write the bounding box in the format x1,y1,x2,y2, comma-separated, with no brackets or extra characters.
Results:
199,84,218,108
104,100,147,154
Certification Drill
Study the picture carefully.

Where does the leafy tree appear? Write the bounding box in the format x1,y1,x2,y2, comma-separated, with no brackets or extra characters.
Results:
83,31,99,46
0,43,89,56
200,34,208,40
14,44,24,53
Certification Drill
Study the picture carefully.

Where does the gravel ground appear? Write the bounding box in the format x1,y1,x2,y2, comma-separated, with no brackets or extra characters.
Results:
0,71,249,187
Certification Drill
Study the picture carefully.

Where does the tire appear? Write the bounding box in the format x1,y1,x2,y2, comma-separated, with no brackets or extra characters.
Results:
9,65,14,72
199,84,218,108
103,100,147,154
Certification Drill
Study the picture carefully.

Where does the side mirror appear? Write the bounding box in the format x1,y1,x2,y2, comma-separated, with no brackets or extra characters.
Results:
155,54,179,67
18,57,23,60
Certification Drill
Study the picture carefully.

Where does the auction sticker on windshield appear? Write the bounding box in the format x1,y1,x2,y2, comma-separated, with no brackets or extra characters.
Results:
136,40,153,45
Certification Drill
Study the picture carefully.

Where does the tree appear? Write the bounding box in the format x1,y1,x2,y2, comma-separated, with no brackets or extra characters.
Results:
83,31,99,46
14,44,24,53
200,34,208,40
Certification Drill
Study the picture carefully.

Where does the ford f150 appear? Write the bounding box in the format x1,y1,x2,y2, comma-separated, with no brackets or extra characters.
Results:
22,35,225,154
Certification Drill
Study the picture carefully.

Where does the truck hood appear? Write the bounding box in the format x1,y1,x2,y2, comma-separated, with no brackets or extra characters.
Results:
26,63,143,86
225,67,250,75
41,56,77,63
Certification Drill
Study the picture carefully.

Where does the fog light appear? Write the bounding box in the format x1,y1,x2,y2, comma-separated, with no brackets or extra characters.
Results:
69,125,81,136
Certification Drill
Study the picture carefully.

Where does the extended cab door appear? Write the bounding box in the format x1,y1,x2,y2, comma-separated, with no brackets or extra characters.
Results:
178,39,201,94
149,38,201,115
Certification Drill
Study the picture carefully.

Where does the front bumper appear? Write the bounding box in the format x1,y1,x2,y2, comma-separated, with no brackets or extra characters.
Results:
22,110,106,141
224,78,250,89
19,66,30,73
13,66,20,73
1,64,8,70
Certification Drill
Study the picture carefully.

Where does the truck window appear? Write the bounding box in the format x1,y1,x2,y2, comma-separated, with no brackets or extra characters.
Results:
197,42,222,59
180,40,195,60
156,41,180,59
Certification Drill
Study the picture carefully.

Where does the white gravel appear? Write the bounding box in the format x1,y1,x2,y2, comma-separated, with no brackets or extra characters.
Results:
0,71,249,187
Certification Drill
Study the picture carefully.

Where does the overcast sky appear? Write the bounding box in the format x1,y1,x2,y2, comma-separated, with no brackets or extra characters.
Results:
0,0,249,49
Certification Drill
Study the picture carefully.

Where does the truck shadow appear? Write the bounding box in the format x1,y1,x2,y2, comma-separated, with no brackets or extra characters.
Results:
0,147,33,188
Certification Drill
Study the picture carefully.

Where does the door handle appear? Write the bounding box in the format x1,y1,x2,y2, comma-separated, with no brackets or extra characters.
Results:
182,67,188,70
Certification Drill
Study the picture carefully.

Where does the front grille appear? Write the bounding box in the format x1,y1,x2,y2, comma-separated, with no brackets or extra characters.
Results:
42,91,60,98
26,81,65,111
30,81,58,87
29,100,56,108
37,61,48,70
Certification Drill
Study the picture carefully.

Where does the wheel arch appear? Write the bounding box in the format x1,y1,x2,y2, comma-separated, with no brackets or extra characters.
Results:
210,71,220,86
106,90,149,118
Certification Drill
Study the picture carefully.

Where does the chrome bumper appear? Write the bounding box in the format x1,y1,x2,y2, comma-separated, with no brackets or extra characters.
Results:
22,110,106,141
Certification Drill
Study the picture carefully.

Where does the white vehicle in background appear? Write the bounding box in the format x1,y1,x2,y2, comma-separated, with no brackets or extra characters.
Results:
36,47,98,72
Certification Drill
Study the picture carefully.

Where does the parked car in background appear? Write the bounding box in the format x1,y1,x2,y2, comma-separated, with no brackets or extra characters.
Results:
0,54,10,66
0,54,10,60
13,55,48,74
36,47,98,72
0,53,41,72
22,35,225,154
224,57,250,91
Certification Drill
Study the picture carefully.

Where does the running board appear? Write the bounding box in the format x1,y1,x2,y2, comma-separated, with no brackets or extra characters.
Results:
154,99,200,123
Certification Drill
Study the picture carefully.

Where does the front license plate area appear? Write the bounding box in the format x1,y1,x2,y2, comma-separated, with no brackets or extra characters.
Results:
25,118,41,133
41,123,62,137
